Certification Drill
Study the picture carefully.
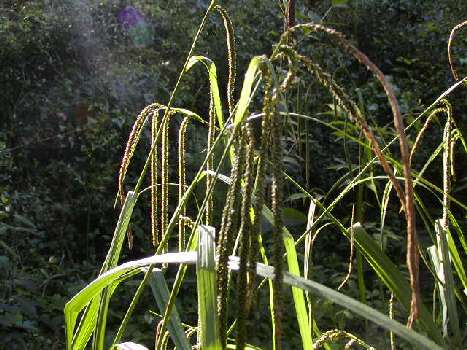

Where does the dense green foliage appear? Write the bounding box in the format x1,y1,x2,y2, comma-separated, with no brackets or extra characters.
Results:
1,1,466,349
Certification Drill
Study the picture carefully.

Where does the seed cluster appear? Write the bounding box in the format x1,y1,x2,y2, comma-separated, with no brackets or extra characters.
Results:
178,117,190,251
217,127,246,348
235,126,255,349
151,110,160,249
215,5,236,115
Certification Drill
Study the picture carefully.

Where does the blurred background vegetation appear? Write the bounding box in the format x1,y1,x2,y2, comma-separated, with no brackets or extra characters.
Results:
0,0,465,348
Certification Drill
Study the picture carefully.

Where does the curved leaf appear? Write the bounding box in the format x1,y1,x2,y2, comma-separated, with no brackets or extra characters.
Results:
186,56,224,128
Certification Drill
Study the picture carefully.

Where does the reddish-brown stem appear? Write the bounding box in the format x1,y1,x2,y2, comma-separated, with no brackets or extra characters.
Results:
280,24,420,326
448,20,467,81
287,0,296,30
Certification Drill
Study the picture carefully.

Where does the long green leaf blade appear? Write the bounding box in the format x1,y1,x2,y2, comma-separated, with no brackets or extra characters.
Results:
350,223,443,343
233,56,266,126
261,205,329,350
433,220,460,341
197,225,221,350
282,231,313,350
66,191,137,350
186,56,224,128
148,270,191,350
95,190,138,350
65,252,196,350
227,257,443,350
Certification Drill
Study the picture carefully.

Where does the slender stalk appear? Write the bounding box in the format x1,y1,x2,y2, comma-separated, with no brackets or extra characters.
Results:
277,29,419,322
448,20,467,81
286,0,295,30
178,118,190,251
151,111,160,249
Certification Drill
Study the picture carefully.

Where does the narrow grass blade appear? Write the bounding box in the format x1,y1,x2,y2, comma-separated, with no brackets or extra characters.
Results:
282,231,313,350
101,191,137,273
148,270,191,350
197,225,221,350
350,223,443,344
66,192,137,350
152,221,201,350
428,220,460,342
233,56,267,126
170,107,205,124
356,163,368,307
186,56,224,128
281,171,444,344
70,297,101,350
95,190,138,350
448,211,467,255
284,172,445,343
446,227,467,294
255,230,276,350
64,252,197,350
261,205,328,350
227,257,443,350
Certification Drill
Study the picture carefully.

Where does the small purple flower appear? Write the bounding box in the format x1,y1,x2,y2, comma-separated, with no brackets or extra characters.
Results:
118,5,145,30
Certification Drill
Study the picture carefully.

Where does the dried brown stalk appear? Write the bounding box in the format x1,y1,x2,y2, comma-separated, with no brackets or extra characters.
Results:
448,20,467,81
286,0,296,30
280,24,420,326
